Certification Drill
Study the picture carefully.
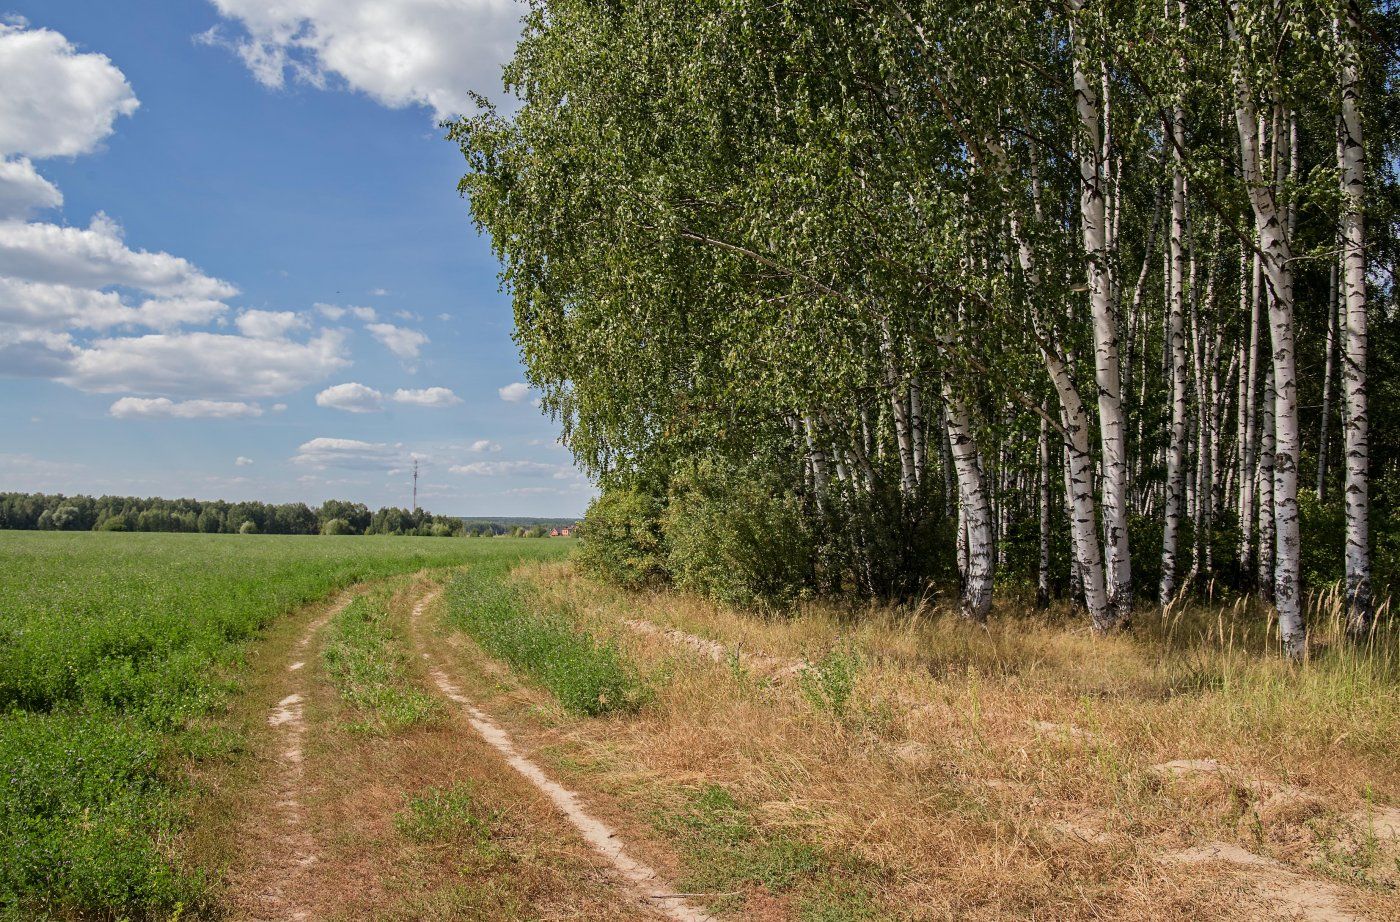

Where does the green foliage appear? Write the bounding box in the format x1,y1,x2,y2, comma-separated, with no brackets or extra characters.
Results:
664,459,813,608
450,0,1400,617
0,531,534,917
322,590,442,733
574,488,669,590
1299,489,1347,588
445,559,645,715
799,647,862,717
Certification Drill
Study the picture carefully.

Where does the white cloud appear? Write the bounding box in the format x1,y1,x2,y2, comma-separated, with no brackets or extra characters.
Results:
0,157,61,219
392,386,460,408
292,436,402,470
235,308,306,339
316,381,384,413
393,309,420,321
315,302,376,321
369,287,389,296
59,329,350,398
366,321,427,362
497,381,529,403
0,278,228,331
0,23,139,158
203,0,524,119
0,213,239,300
469,438,501,453
109,396,264,419
235,455,254,466
450,459,568,477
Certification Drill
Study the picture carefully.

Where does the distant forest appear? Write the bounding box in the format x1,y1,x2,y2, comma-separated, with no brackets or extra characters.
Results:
0,492,576,538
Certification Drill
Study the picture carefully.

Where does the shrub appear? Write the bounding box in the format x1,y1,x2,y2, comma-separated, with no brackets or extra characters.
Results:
238,520,258,535
799,647,862,716
321,517,354,536
664,460,812,608
575,488,668,589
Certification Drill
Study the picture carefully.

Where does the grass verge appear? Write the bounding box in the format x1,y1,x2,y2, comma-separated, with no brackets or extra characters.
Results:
444,561,645,716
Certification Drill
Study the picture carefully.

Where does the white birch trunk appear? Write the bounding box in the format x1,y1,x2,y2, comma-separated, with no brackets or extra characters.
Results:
1038,404,1052,609
1011,209,1113,629
1338,1,1372,635
1230,31,1305,656
943,376,995,621
1318,255,1338,502
1069,4,1132,625
1161,100,1190,605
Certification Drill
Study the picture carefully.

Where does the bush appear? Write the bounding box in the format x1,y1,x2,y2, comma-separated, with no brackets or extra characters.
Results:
575,488,668,589
664,460,812,608
238,521,258,535
321,518,354,536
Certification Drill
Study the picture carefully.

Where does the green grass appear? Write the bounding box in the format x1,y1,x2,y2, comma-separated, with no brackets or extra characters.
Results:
654,783,878,920
395,783,503,865
0,531,561,919
322,585,442,733
445,558,645,716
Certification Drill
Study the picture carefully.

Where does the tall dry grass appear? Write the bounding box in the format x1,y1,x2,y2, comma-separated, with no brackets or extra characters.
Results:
507,562,1399,920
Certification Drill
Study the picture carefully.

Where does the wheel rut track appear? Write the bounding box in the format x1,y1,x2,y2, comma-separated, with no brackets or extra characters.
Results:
241,593,347,922
409,586,713,922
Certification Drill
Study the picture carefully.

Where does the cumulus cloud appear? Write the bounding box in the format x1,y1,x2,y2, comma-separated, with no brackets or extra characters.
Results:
235,455,253,465
366,321,428,362
0,157,62,219
315,302,376,321
202,0,525,119
292,436,402,470
0,278,228,331
235,309,306,339
59,329,351,398
316,381,384,413
0,22,139,158
468,438,501,453
392,386,460,408
109,396,264,419
497,381,529,403
0,213,239,299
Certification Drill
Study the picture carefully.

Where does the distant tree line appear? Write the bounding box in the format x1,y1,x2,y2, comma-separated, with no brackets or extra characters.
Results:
459,518,580,538
0,492,468,537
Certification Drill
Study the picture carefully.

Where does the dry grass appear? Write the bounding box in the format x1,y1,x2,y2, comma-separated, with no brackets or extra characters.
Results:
497,561,1400,920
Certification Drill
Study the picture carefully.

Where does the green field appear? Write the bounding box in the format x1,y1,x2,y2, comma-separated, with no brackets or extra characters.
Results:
0,531,569,919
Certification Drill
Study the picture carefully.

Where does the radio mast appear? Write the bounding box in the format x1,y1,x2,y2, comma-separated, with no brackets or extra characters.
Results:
412,459,419,512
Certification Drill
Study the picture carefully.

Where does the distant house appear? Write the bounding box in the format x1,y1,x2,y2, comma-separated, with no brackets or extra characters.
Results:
550,528,561,537
549,526,573,538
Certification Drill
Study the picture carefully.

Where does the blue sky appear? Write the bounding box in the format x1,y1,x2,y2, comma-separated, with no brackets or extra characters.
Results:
0,1,594,517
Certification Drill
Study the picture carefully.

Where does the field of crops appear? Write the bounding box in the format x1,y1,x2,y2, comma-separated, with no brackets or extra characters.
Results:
0,531,567,918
